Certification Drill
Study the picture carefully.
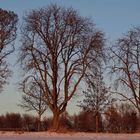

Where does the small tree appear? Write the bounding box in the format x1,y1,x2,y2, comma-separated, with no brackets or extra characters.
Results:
19,81,47,131
79,68,113,132
0,8,18,92
19,4,105,131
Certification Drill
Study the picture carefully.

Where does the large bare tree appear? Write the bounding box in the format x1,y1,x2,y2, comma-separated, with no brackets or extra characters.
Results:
19,4,104,131
0,8,18,92
110,27,140,113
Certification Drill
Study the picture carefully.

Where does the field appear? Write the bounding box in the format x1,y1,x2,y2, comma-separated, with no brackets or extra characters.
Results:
0,132,140,140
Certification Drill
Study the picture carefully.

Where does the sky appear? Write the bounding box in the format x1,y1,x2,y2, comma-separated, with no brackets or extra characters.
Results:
0,0,140,116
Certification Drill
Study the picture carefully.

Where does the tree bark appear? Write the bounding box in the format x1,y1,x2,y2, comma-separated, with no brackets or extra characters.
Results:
37,114,41,131
95,114,99,133
51,111,60,132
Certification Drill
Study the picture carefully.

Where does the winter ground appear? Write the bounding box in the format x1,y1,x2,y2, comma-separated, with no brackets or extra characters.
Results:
0,132,140,140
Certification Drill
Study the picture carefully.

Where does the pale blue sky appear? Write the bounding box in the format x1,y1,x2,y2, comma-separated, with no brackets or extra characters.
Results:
0,0,140,115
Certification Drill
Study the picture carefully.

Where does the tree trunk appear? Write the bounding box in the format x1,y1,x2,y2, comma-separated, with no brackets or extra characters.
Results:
37,114,41,132
95,114,99,133
51,111,60,132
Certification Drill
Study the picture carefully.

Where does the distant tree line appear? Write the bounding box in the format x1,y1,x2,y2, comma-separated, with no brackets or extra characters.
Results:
0,102,139,133
1,4,140,132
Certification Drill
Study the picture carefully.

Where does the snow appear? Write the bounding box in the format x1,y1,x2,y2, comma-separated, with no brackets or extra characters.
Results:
0,132,140,140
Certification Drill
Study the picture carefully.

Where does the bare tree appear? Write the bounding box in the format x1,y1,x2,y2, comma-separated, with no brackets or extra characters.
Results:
110,26,140,113
79,67,113,132
19,4,104,131
19,81,47,131
0,8,18,92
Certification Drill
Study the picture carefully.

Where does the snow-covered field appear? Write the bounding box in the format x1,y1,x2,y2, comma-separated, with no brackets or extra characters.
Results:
0,132,140,140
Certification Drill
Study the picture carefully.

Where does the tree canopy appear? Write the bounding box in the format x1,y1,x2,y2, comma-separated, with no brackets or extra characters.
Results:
0,8,18,92
19,4,105,131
